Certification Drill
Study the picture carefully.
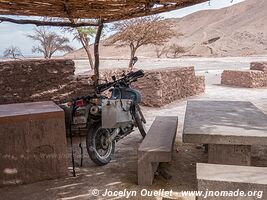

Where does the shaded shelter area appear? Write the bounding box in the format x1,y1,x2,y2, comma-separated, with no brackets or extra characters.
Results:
2,1,267,199
0,0,208,85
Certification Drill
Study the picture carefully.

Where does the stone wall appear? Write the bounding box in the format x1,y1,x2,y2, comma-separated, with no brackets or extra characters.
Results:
195,75,206,94
250,62,267,72
221,62,267,88
0,59,205,107
65,67,205,107
221,70,265,88
0,59,94,105
133,67,205,107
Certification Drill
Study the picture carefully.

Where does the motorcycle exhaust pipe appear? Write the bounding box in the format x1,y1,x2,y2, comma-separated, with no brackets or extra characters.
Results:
90,106,101,115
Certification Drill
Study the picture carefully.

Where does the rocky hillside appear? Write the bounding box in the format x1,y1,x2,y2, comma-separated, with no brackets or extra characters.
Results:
66,0,267,59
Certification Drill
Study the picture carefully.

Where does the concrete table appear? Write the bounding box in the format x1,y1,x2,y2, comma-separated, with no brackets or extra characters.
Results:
183,100,267,166
0,101,68,187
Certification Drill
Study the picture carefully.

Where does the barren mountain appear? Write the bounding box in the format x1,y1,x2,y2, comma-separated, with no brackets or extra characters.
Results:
66,0,267,59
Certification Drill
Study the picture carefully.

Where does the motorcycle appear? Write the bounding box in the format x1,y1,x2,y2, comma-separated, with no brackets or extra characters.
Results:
60,68,146,166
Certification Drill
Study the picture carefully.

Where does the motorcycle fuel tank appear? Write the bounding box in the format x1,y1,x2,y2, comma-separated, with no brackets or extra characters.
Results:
111,88,141,103
102,99,133,128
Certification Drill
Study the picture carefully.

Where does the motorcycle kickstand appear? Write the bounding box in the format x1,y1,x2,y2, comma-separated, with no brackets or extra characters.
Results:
111,140,116,160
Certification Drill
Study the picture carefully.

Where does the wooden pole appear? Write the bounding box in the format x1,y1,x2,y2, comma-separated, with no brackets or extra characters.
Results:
0,17,99,27
94,21,104,87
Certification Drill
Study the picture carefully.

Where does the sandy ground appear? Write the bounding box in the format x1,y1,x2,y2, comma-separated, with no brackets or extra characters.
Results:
74,56,267,75
1,57,267,200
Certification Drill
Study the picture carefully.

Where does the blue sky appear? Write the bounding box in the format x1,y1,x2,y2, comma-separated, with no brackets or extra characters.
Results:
0,0,246,57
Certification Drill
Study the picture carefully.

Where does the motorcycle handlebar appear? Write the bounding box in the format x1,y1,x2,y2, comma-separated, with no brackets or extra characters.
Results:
97,81,114,93
97,69,144,93
126,69,145,80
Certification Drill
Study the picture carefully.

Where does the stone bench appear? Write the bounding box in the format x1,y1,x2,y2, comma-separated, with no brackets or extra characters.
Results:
197,163,267,200
138,116,178,185
0,101,68,187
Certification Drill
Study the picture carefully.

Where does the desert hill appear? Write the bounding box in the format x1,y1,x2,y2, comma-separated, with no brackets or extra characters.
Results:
65,0,267,59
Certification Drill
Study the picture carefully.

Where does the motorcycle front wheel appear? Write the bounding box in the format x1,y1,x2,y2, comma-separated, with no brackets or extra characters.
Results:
86,123,115,166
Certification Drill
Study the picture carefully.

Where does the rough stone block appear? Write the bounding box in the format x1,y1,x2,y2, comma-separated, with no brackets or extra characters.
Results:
195,75,205,94
0,61,206,107
0,101,68,187
132,67,205,107
221,70,266,88
221,62,267,88
0,59,95,105
250,62,267,72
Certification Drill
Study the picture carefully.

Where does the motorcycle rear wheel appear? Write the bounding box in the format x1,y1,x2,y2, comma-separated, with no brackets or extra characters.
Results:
86,123,115,166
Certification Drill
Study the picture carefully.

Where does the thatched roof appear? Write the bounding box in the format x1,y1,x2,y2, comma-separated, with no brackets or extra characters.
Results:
0,0,207,23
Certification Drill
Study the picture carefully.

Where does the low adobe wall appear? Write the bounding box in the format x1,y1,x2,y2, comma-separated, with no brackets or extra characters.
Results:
0,59,94,105
221,70,266,88
195,75,206,94
133,67,205,107
221,62,267,88
0,59,205,107
250,62,267,72
77,67,205,107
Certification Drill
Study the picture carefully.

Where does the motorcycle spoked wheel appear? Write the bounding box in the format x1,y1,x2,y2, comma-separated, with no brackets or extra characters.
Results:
86,123,115,166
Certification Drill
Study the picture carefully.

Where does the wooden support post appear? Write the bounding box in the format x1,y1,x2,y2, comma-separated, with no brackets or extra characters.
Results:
94,21,104,87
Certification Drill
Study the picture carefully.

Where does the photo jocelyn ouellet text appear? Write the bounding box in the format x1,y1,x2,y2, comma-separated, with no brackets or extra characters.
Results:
91,188,264,199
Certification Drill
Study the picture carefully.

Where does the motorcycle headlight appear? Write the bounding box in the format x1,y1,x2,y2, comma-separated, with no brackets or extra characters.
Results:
90,106,101,115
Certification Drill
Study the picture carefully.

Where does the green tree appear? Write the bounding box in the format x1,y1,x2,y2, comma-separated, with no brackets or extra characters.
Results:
74,27,97,69
62,19,105,85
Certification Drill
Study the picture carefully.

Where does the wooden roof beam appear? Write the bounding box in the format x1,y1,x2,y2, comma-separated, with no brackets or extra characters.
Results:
0,16,100,27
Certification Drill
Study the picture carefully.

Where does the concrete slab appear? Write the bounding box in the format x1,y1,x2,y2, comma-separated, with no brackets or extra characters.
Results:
197,163,267,200
0,101,63,123
138,116,178,186
0,101,68,187
183,101,267,146
139,116,178,153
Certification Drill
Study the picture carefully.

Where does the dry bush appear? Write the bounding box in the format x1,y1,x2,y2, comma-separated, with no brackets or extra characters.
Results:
167,44,186,58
